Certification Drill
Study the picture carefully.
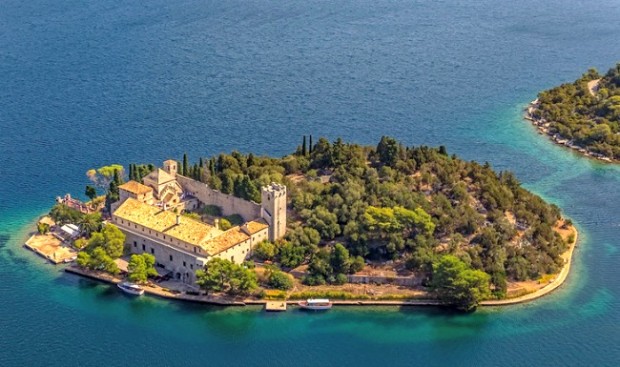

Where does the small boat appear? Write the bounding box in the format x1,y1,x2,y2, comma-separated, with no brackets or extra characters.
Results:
117,282,144,296
298,298,332,310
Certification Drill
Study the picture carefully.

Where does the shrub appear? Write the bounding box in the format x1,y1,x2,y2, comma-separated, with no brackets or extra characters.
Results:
267,269,294,290
202,205,222,217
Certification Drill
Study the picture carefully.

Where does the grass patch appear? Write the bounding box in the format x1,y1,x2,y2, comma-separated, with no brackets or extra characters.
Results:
288,290,371,300
261,290,287,300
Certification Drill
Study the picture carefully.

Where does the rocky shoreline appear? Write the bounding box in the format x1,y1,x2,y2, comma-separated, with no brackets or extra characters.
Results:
524,99,616,163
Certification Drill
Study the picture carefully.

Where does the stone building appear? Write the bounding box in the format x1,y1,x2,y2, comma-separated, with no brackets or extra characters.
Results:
111,160,286,285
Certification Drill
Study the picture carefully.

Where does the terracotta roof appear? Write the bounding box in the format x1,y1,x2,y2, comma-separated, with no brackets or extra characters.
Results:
245,219,269,234
119,180,153,195
203,226,250,255
143,169,176,186
113,198,222,249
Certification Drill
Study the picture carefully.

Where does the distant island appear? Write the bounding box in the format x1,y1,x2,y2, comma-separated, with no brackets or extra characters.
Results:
29,137,576,312
525,62,620,162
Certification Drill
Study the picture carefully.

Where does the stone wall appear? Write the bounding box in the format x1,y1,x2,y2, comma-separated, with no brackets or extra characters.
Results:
346,274,421,287
176,175,261,221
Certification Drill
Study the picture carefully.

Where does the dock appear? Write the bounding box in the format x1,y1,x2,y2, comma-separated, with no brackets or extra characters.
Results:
24,234,77,264
265,301,287,312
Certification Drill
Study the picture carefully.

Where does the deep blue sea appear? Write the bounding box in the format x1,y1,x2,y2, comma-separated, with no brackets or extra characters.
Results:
1,0,620,366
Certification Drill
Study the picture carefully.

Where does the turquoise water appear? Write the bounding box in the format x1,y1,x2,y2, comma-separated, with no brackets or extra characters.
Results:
1,0,620,365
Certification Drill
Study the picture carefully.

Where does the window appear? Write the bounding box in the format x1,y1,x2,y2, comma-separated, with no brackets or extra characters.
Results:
169,255,173,261
231,256,234,262
133,241,137,247
142,244,145,251
183,261,186,267
163,235,166,240
150,248,154,254
190,264,193,270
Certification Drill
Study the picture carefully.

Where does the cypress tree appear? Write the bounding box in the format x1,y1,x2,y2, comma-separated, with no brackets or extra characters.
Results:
182,153,188,176
209,158,216,175
302,136,307,156
113,169,122,186
128,164,134,181
309,135,313,155
247,153,255,167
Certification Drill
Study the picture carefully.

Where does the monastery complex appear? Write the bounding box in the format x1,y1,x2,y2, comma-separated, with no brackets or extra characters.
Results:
110,160,286,284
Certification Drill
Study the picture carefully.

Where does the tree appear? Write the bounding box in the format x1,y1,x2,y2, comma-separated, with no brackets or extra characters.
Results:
431,255,491,311
195,258,257,295
77,247,119,274
182,153,188,176
79,213,102,237
266,267,294,290
277,241,307,268
234,175,260,202
127,254,158,284
306,206,340,240
85,185,97,201
196,258,228,294
253,241,277,261
302,135,307,156
376,136,399,166
219,218,232,231
330,243,351,274
36,222,50,235
86,164,125,189
101,224,125,258
49,204,82,225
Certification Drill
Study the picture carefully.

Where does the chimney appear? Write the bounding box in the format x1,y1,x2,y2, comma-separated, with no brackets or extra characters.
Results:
176,214,181,225
214,218,219,229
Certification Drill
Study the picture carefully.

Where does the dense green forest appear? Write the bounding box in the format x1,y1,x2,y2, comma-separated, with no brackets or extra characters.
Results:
175,136,570,309
534,62,620,159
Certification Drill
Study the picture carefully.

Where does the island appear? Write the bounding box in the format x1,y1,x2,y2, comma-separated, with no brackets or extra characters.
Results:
525,62,620,162
28,136,577,312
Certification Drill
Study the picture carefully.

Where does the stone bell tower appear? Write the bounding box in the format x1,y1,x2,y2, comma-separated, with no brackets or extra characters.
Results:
163,159,178,177
261,183,287,241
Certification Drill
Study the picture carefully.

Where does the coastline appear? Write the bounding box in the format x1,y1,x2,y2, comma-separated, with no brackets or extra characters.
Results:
59,225,580,309
524,100,617,164
481,225,579,306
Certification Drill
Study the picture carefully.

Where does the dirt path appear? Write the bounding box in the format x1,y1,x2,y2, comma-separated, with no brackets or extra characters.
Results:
587,79,600,96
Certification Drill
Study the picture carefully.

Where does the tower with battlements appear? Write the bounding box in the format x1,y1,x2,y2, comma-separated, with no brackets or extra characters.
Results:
261,183,287,241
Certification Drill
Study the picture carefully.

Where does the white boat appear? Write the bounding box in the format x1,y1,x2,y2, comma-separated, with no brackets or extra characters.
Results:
117,282,144,296
298,298,332,310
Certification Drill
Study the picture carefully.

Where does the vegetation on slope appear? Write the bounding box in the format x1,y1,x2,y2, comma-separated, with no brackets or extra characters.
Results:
183,136,569,310
534,62,620,159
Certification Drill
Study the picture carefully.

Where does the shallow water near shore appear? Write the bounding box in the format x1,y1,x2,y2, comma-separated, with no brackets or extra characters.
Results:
1,0,620,365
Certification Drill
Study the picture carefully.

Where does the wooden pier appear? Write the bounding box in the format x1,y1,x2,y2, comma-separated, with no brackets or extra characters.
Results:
265,301,287,312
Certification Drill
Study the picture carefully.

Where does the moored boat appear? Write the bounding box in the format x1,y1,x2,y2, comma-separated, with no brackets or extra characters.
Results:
117,282,144,296
298,298,332,310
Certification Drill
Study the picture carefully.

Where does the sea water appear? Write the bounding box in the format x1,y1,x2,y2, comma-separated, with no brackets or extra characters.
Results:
1,0,619,365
